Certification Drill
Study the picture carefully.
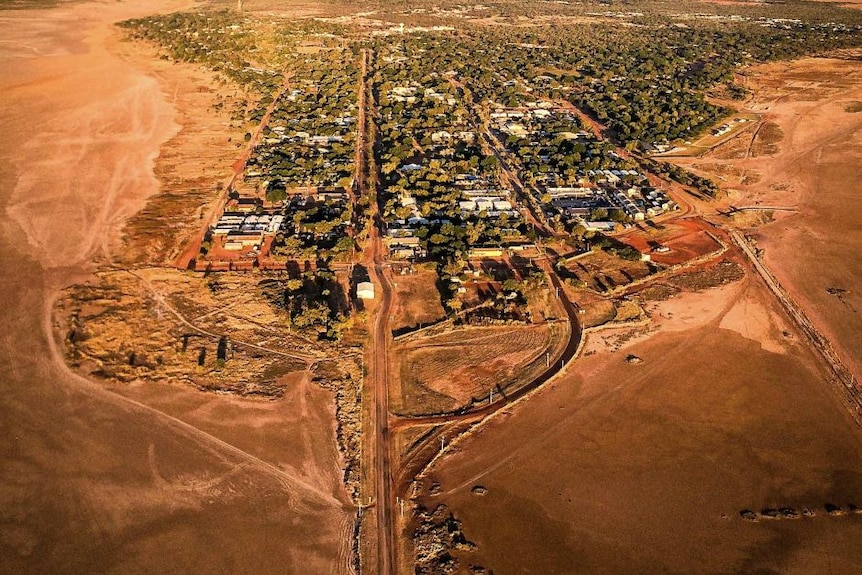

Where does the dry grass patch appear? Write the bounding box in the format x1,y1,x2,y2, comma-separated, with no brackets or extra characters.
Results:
56,270,316,398
751,121,784,156
563,251,655,293
394,325,555,415
391,266,446,334
579,299,618,328
668,259,744,292
709,134,750,160
691,161,760,186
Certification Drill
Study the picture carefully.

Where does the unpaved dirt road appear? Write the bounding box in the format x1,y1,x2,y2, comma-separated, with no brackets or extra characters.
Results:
0,2,352,573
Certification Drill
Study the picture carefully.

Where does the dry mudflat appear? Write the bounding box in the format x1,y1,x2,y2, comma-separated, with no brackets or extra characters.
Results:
416,56,862,573
419,267,862,573
742,57,862,385
683,56,862,383
0,1,353,573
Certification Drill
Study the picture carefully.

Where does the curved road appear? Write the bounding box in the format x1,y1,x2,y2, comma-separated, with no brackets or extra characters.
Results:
390,264,583,431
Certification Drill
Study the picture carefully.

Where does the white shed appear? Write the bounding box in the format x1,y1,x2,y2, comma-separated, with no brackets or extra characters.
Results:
357,281,375,300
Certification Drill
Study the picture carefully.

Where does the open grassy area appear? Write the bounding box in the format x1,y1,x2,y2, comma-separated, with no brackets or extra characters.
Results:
390,265,447,334
394,324,557,415
561,250,656,293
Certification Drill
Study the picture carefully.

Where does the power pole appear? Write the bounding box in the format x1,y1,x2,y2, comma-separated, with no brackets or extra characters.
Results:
237,0,243,12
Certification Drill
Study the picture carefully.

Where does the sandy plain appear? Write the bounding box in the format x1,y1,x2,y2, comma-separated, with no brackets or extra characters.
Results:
0,1,353,573
682,56,862,383
415,57,862,573
418,265,862,573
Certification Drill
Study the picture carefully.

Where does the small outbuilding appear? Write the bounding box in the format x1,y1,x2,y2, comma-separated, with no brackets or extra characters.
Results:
357,281,375,300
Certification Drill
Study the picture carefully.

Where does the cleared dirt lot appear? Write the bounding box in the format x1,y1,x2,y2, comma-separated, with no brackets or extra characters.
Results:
0,2,352,573
622,218,725,267
417,267,862,573
389,265,446,334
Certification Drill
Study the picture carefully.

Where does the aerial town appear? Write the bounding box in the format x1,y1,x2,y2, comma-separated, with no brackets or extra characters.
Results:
4,0,862,574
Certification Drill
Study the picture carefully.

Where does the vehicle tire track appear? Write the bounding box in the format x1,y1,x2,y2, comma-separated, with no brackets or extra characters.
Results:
44,287,342,509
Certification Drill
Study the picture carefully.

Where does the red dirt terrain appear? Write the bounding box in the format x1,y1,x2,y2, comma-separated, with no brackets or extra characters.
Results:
0,2,353,573
418,266,862,573
678,56,862,384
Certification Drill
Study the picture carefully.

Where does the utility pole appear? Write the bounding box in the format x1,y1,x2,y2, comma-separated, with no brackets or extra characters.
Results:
546,352,550,367
489,388,494,405
237,0,243,12
440,436,445,452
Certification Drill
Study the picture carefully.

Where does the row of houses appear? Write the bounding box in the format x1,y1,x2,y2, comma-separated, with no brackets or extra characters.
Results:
492,106,590,140
489,105,553,121
547,183,677,223
585,169,641,183
388,84,458,106
430,130,476,144
458,198,514,213
384,222,427,260
213,213,285,237
207,187,351,257
608,186,677,220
